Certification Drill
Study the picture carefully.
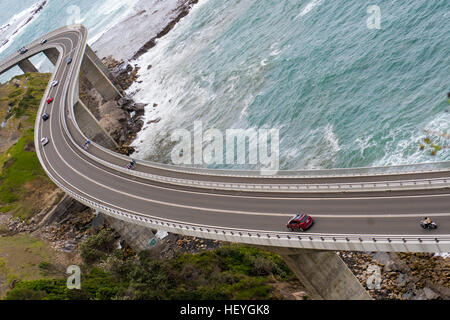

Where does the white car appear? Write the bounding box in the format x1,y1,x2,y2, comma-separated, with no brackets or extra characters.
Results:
40,39,47,44
41,137,49,146
50,80,58,87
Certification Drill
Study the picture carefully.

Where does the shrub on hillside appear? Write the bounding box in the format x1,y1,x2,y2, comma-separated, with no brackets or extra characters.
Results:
80,228,117,265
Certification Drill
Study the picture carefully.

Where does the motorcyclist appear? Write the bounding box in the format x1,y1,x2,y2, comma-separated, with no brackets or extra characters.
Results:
422,217,433,228
83,140,91,149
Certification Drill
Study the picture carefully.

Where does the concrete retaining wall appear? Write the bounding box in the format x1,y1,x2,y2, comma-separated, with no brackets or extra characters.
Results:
73,100,118,149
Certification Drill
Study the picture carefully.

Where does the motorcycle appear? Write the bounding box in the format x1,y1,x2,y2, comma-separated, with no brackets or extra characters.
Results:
83,140,91,151
126,159,137,170
420,219,437,230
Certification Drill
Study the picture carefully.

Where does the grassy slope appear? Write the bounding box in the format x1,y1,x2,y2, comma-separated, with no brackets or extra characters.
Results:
0,73,57,220
0,234,73,298
1,75,303,301
5,237,298,300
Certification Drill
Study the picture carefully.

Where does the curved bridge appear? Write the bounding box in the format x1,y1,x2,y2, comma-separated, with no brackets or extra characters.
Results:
1,25,449,253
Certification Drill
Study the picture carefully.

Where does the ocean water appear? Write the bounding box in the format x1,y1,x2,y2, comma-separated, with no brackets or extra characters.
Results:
127,0,450,170
0,0,140,80
1,0,449,170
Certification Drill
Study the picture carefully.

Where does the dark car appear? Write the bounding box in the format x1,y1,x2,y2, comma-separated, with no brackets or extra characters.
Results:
66,57,72,64
42,113,49,121
18,47,28,54
286,213,314,232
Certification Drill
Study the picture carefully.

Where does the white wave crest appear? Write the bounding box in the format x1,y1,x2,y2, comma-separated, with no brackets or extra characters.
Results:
0,1,48,54
296,0,323,19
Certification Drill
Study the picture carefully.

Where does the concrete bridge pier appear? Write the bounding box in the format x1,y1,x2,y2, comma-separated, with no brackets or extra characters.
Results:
44,46,122,101
73,100,118,150
84,45,117,83
80,46,122,101
263,246,372,300
18,59,39,73
43,47,60,65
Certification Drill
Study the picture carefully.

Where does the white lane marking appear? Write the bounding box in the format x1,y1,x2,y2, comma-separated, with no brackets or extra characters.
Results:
29,29,448,236
39,35,450,220
35,31,450,228
65,149,450,201
52,84,450,218
4,37,450,191
51,119,450,219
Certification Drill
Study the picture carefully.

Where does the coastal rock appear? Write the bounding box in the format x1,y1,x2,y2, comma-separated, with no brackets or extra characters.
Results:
423,287,440,300
118,96,133,106
383,260,397,273
147,117,161,125
133,103,146,114
396,273,407,286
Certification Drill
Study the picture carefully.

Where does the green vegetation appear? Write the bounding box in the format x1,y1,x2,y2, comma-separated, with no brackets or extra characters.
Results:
6,232,295,300
0,128,54,219
0,73,55,219
80,228,118,265
1,73,49,124
5,268,120,300
1,73,297,301
0,234,71,298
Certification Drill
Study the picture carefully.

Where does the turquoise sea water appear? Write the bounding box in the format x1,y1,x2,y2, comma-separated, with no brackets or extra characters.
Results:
129,0,450,170
0,0,139,79
1,0,449,170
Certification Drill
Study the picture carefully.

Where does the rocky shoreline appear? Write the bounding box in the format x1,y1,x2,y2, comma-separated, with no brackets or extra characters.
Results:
131,0,199,60
78,57,145,155
1,1,448,301
338,251,449,300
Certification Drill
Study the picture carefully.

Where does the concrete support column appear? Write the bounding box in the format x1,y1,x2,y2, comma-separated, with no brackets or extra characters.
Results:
103,215,157,252
80,51,122,101
265,247,372,300
84,45,116,82
43,48,60,65
18,59,38,73
73,100,118,149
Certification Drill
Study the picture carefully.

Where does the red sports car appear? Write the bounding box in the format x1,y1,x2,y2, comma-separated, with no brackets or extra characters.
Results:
46,97,54,104
286,213,314,232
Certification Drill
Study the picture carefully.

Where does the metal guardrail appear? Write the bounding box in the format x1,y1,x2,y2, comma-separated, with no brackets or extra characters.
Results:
62,111,450,193
1,25,450,182
42,27,449,194
63,185,450,252
88,136,450,178
75,152,450,193
35,128,450,252
7,25,447,252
